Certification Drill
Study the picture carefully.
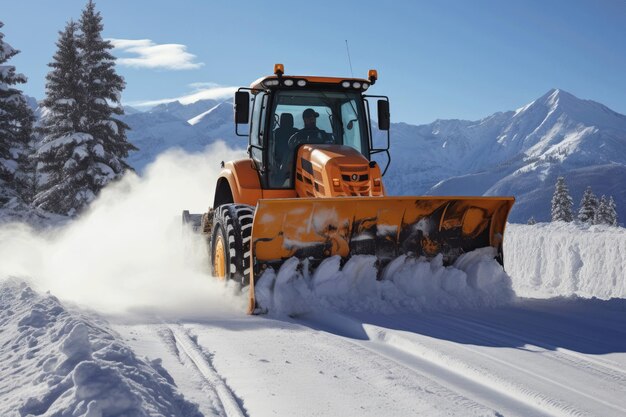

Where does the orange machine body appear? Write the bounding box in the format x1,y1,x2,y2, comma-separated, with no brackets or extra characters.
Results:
198,65,514,314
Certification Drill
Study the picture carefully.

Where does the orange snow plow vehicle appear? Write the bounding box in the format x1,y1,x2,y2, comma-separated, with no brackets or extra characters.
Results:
183,65,514,313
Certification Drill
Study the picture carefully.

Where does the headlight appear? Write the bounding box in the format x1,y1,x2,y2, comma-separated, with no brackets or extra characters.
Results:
341,81,351,88
362,83,369,90
283,79,294,86
352,81,361,88
264,79,279,87
297,80,307,87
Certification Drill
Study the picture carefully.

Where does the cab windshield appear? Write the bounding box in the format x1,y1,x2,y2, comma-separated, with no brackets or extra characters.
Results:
267,90,369,188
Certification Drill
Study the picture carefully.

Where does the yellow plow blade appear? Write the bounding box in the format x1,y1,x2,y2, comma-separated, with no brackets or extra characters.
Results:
248,196,514,312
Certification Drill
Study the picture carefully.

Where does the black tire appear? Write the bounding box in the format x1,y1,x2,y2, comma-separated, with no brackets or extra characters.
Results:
210,204,255,285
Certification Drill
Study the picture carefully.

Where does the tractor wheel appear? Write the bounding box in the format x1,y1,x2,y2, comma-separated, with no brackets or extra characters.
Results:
210,204,255,285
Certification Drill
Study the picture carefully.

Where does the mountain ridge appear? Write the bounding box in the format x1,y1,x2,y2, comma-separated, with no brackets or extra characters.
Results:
119,89,626,223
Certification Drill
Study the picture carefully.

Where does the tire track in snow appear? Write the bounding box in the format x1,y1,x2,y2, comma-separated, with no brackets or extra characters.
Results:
366,319,626,417
438,312,626,382
168,324,248,417
295,313,550,417
366,326,592,417
298,312,619,417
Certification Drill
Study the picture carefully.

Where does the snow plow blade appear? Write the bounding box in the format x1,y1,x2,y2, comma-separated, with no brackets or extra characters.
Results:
249,196,514,312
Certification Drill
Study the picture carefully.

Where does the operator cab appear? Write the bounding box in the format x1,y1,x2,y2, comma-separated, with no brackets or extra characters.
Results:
234,64,390,189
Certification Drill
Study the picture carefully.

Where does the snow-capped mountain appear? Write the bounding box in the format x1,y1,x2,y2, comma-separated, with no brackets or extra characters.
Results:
150,99,221,122
384,89,626,222
186,101,236,138
120,99,242,171
121,89,626,223
122,105,141,115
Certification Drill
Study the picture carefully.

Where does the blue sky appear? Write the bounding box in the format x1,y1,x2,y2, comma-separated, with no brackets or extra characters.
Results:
3,0,626,124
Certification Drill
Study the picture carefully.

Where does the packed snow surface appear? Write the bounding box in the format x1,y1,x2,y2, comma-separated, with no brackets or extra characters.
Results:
167,297,626,417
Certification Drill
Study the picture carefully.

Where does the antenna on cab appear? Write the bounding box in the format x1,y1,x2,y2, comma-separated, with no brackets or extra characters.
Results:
345,40,354,77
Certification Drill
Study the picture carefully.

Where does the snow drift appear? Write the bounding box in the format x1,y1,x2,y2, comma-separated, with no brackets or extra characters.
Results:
0,280,202,417
505,222,626,299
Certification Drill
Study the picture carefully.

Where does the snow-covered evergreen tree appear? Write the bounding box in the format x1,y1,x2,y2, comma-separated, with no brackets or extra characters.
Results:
527,216,536,225
76,0,135,174
35,2,136,216
34,21,90,215
593,195,612,225
607,196,618,227
0,21,34,206
16,140,38,204
577,186,598,224
551,176,573,222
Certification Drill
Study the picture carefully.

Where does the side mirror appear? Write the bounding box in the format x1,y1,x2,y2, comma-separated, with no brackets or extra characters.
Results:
377,100,390,130
234,91,250,124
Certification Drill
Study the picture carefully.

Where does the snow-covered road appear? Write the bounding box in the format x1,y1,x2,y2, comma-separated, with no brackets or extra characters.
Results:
114,298,626,417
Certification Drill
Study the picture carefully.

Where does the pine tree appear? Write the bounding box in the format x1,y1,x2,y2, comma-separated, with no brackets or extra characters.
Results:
0,21,35,206
577,186,598,224
551,176,573,222
594,195,612,225
607,196,618,227
34,21,90,215
15,138,38,204
76,0,135,174
527,216,537,225
35,2,137,216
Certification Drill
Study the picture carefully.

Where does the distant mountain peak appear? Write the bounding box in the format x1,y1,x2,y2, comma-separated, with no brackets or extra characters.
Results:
188,102,222,125
538,88,579,109
148,98,224,122
512,88,626,129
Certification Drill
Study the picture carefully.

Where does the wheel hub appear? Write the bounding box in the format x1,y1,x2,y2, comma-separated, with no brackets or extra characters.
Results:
213,235,226,280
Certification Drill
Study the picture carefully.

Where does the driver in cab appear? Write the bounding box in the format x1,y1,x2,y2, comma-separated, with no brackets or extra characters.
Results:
288,108,330,149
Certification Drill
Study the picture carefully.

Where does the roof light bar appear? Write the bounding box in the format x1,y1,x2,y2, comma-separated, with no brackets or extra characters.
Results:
263,79,279,87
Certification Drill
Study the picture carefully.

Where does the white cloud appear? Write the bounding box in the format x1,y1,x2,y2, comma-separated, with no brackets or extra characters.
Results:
188,82,221,90
109,38,204,70
126,84,238,108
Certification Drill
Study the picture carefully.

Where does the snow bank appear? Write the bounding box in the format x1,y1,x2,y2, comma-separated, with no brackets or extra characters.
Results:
255,248,515,316
0,142,247,317
504,222,626,299
0,280,202,417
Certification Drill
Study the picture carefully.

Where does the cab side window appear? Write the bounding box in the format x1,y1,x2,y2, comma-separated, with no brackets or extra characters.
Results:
249,92,268,175
341,100,362,152
250,92,267,148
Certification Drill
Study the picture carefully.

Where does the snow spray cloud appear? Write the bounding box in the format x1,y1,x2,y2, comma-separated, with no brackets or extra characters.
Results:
0,142,248,317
